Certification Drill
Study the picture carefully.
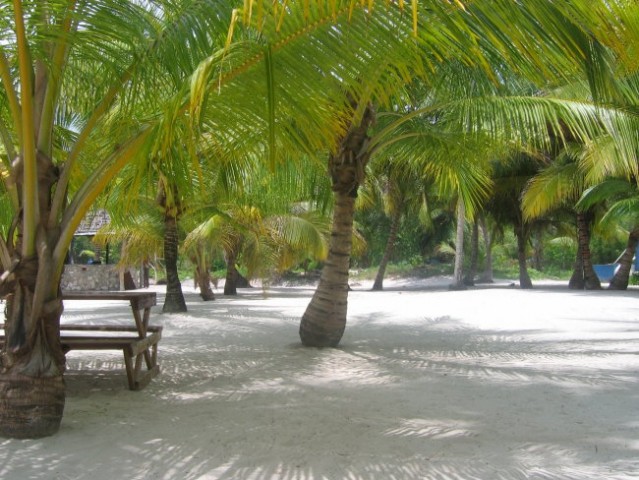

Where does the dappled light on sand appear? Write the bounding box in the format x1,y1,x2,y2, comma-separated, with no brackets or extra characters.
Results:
1,281,638,479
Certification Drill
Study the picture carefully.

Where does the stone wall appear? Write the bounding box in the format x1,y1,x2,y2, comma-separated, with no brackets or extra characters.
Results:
61,264,121,291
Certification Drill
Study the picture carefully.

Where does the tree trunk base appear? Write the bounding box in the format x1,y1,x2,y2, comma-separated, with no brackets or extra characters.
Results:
199,291,216,301
299,318,345,347
0,372,65,439
519,279,534,289
607,280,628,291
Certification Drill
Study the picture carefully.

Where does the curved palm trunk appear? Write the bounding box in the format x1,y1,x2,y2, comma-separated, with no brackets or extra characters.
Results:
299,192,356,346
162,213,187,312
195,265,215,301
299,101,374,347
515,224,533,289
192,247,215,301
576,212,601,290
372,208,401,291
608,228,639,290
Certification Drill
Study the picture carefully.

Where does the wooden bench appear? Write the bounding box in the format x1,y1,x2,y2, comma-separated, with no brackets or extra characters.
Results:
1,291,162,390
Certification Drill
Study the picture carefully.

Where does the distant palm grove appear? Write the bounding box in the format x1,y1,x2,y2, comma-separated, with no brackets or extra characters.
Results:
0,0,638,438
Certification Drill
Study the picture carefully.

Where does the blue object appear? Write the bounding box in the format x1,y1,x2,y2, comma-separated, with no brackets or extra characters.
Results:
593,263,620,282
593,243,639,282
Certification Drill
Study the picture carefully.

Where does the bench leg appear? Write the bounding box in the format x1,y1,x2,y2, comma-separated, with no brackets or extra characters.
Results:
132,306,155,372
122,347,161,391
123,351,136,390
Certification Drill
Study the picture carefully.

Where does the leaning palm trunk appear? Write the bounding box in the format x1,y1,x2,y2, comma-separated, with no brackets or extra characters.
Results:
608,228,639,290
372,208,401,291
299,102,374,347
195,264,216,301
576,212,601,290
162,212,187,312
515,224,533,289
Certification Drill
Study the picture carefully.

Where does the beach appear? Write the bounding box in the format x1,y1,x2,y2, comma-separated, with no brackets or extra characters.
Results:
1,278,638,479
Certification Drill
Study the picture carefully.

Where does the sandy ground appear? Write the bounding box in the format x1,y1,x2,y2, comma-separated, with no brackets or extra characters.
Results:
1,277,638,480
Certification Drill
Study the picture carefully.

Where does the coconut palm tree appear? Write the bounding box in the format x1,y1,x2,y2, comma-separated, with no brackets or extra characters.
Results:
577,178,639,290
0,0,239,438
1,0,636,438
183,154,331,295
522,150,603,289
361,87,494,291
363,161,432,291
523,69,639,289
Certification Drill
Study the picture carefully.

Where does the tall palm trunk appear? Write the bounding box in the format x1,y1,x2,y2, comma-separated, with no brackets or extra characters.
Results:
576,211,601,290
608,228,639,290
464,219,479,286
299,101,374,347
372,208,401,291
299,192,357,346
450,199,467,290
515,223,533,289
478,215,494,283
162,212,187,312
1,154,66,438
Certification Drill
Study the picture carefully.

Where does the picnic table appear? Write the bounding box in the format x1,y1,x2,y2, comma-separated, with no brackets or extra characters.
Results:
1,291,162,390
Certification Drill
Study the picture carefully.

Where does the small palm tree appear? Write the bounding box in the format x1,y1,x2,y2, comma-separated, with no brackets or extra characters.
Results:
522,150,602,289
577,178,639,290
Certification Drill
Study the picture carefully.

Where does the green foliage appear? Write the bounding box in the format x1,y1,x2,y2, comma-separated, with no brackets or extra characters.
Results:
590,236,627,264
544,238,577,271
350,260,452,282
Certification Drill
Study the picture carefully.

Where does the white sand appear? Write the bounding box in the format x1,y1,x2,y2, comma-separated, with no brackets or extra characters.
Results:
1,277,638,479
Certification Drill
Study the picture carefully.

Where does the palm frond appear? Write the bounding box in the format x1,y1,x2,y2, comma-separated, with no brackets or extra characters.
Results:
522,159,583,219
577,178,637,211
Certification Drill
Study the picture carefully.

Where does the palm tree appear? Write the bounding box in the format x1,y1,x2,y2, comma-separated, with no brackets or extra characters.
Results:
450,198,468,290
183,156,331,295
299,99,375,347
92,207,164,287
363,162,431,291
362,88,493,291
1,0,635,438
296,0,639,345
464,218,480,286
0,0,238,438
156,177,188,312
522,151,603,289
577,178,639,290
487,153,550,288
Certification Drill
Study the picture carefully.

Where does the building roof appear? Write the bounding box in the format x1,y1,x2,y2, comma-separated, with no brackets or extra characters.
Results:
75,209,111,236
